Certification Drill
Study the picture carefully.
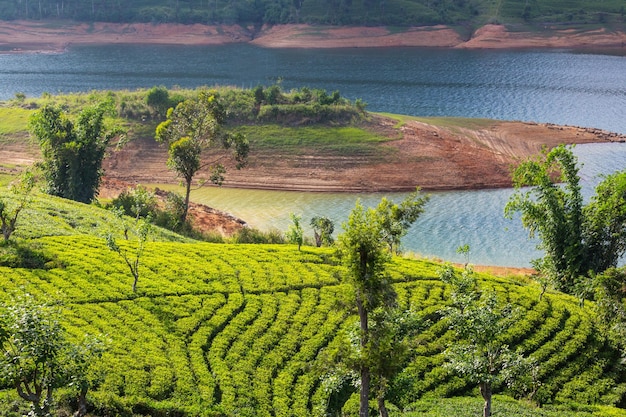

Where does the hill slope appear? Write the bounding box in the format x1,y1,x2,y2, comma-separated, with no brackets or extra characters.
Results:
0,192,625,416
1,0,625,27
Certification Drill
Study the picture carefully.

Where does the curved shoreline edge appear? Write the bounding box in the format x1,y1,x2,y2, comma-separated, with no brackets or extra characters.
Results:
1,20,625,53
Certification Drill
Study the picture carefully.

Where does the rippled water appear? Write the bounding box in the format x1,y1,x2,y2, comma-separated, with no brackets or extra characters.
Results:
1,45,625,132
2,44,625,265
149,141,626,267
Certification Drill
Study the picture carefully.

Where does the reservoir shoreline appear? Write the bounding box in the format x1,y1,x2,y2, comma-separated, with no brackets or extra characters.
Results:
1,20,625,53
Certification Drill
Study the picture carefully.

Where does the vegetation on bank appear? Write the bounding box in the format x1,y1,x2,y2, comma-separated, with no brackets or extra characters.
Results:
0,0,624,28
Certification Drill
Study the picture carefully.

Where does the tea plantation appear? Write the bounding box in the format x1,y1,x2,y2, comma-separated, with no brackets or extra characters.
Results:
1,191,626,416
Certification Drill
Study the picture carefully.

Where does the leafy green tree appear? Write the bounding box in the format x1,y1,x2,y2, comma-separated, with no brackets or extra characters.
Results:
0,169,36,243
105,209,152,292
0,296,104,417
337,200,393,417
29,102,121,204
0,296,66,416
506,145,626,295
310,215,334,247
155,90,249,224
286,213,304,250
66,337,106,417
439,263,535,417
375,188,429,254
366,307,425,417
582,171,626,274
593,267,626,354
505,145,583,292
166,136,202,224
145,85,171,119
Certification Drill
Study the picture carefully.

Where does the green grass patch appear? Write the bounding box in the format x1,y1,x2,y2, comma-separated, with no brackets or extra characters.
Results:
376,112,496,131
0,107,32,138
234,123,393,156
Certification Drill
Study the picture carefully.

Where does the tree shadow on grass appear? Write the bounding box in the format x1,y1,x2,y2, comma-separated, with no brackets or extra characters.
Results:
0,240,63,269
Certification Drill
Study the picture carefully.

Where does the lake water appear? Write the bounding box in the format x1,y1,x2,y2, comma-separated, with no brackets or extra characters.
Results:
1,44,626,266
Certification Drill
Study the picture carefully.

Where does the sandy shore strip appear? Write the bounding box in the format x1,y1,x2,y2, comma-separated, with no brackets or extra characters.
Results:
1,20,625,53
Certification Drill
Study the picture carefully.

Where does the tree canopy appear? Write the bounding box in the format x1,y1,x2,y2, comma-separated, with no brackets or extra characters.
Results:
506,145,626,296
155,90,249,224
29,102,120,204
0,0,622,27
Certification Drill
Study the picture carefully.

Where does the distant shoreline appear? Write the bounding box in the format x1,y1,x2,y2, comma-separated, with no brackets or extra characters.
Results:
1,20,625,53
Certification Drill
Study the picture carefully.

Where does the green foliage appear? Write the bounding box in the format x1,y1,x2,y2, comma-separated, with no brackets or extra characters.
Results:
0,169,36,243
310,216,334,247
145,86,176,120
375,188,429,254
29,102,122,204
338,200,393,312
506,145,626,296
593,266,626,362
337,199,395,417
439,263,537,417
105,209,153,292
229,226,285,244
0,190,623,415
582,171,626,274
286,213,304,251
0,0,620,25
156,90,249,224
107,185,158,220
0,296,104,417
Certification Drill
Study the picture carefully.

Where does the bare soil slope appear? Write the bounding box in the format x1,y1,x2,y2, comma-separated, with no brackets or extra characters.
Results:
99,116,626,193
1,20,625,52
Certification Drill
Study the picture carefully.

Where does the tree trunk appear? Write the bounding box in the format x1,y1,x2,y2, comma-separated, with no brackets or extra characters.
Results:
182,177,192,224
479,382,492,417
360,365,370,417
357,295,369,417
377,395,389,417
73,386,88,417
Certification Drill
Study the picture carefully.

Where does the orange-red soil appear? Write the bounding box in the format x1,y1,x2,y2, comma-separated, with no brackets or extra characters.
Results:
1,21,625,52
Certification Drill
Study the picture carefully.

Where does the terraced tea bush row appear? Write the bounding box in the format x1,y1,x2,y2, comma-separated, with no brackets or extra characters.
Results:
1,234,625,415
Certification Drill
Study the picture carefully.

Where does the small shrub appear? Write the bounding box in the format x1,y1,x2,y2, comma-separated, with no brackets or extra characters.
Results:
230,227,285,244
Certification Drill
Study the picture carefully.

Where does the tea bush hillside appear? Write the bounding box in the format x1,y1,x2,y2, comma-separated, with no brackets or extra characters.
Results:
1,189,626,416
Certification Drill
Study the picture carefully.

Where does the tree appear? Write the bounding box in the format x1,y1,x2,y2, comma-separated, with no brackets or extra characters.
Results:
337,200,393,417
439,263,535,417
0,296,104,417
366,307,424,417
582,170,626,274
66,337,106,417
166,136,202,224
375,189,429,254
145,85,171,119
310,215,334,247
105,209,152,292
592,267,626,355
286,213,304,250
29,102,121,204
506,145,626,295
505,145,584,292
155,90,249,224
0,296,65,416
0,169,36,243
